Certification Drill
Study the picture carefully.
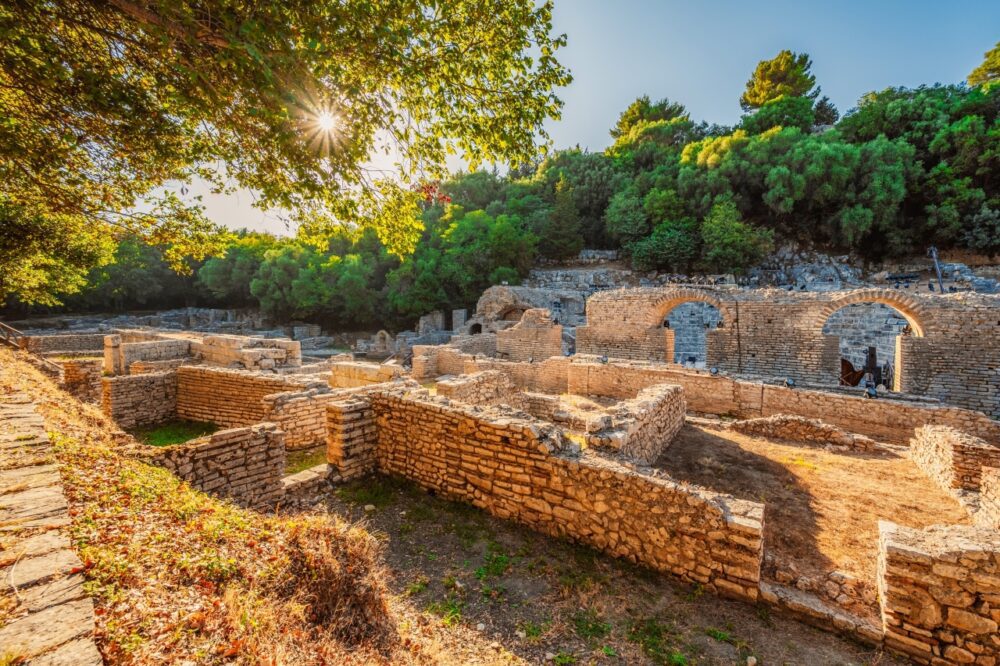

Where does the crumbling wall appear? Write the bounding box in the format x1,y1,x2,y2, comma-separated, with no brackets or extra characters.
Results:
101,371,177,429
140,424,285,508
877,521,1000,664
20,333,105,354
327,361,405,388
175,366,317,427
496,308,563,362
130,358,192,374
728,415,876,451
120,339,192,371
261,389,341,451
585,384,686,464
435,371,524,408
910,426,1000,493
60,358,102,403
362,391,764,600
980,468,1000,529
190,334,302,370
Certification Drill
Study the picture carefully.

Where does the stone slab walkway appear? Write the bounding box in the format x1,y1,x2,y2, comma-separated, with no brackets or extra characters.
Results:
0,392,101,664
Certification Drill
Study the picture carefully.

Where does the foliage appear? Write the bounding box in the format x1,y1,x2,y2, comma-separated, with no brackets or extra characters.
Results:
629,219,699,272
741,96,815,134
969,41,1000,89
539,175,584,259
198,233,278,307
611,96,689,139
740,50,818,110
0,0,570,305
699,200,773,274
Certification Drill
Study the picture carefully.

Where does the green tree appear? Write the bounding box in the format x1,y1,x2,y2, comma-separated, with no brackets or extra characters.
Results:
0,0,571,305
197,233,277,307
629,218,699,272
610,96,689,139
699,200,773,274
539,176,584,259
604,187,650,245
740,50,818,111
969,41,1000,89
813,96,840,125
741,96,816,134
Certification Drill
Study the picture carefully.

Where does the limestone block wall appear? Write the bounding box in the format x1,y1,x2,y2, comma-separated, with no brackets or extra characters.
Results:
325,395,378,481
190,335,302,370
496,308,563,362
260,384,387,451
576,324,674,362
175,366,318,427
728,415,876,452
823,302,907,370
877,522,1000,664
60,359,102,403
980,468,1000,529
130,358,192,374
140,424,286,508
435,370,524,408
363,391,764,600
910,426,1000,492
449,333,499,356
21,333,105,354
327,361,405,388
101,371,178,429
469,356,570,394
586,384,686,464
120,339,192,372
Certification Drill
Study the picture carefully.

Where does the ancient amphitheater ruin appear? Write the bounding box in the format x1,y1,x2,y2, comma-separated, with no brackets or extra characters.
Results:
6,282,1000,665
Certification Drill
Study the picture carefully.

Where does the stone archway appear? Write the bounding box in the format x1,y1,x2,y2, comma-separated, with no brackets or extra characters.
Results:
646,289,730,366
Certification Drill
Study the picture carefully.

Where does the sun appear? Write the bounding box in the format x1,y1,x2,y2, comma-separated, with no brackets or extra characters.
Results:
315,111,338,133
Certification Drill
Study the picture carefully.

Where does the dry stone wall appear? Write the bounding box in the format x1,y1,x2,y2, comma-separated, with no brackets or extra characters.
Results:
326,395,379,481
101,371,177,429
584,384,686,464
21,333,105,354
877,521,1000,664
911,426,1000,493
190,334,302,370
175,366,319,427
130,358,193,374
729,415,876,452
326,389,765,601
139,424,285,508
980,468,1000,530
327,361,405,388
435,370,524,408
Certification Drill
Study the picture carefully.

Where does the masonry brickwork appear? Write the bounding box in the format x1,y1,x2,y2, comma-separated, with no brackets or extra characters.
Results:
190,334,302,370
911,426,1000,493
101,371,178,429
729,414,876,452
175,366,321,427
583,384,686,464
326,387,764,601
59,359,102,404
130,358,193,374
327,361,405,388
496,308,563,362
20,333,105,354
138,424,285,508
877,521,1000,664
980,468,1000,530
435,370,524,408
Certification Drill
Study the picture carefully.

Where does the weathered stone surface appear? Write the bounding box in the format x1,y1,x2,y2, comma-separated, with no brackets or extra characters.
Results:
0,598,94,658
0,548,81,590
28,637,104,666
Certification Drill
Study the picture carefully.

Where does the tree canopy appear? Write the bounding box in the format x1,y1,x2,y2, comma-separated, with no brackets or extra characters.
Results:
969,41,1000,89
0,0,571,305
740,50,818,110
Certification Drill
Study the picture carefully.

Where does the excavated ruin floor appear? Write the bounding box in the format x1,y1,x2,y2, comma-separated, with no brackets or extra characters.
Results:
320,476,904,666
655,424,971,585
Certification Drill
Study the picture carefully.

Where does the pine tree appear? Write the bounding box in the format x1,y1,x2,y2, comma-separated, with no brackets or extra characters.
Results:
539,175,584,260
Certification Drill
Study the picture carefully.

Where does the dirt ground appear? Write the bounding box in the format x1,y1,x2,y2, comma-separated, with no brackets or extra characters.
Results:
655,424,971,583
320,475,904,666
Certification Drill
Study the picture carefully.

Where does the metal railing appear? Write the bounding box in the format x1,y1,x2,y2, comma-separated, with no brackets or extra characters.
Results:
0,320,64,377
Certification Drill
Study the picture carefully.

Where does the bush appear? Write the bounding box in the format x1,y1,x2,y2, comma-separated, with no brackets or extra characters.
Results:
700,200,773,274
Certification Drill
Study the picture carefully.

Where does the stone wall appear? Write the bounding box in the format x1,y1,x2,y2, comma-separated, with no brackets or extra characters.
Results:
584,384,686,464
130,358,193,374
139,424,285,508
20,333,105,354
326,395,378,481
728,415,876,452
175,366,318,427
823,302,907,370
496,308,563,362
435,370,524,408
328,361,405,388
120,339,192,372
980,468,1000,530
60,359,102,403
910,426,1000,493
190,334,302,370
666,301,722,365
877,521,1000,664
101,371,178,429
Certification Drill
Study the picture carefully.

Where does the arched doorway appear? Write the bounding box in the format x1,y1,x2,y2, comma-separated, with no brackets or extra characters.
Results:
819,292,928,391
662,301,723,366
469,323,483,335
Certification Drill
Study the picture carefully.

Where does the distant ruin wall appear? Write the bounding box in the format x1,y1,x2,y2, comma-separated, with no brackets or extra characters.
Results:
326,390,764,601
175,366,315,427
327,361,405,388
60,358,102,403
190,335,302,370
980,468,1000,530
910,426,1000,492
120,339,192,372
877,522,1000,664
130,358,192,374
102,371,177,429
496,308,563,362
435,371,524,408
21,333,105,354
140,424,285,508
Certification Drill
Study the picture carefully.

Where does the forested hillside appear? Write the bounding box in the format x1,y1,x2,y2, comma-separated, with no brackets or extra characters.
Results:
6,47,999,330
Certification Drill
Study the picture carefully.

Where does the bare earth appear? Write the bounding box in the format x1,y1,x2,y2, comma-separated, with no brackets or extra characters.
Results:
655,424,971,583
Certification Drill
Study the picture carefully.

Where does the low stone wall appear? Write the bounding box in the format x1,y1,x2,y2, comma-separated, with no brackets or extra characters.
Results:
21,333,105,354
261,388,345,451
139,424,285,508
911,426,1000,492
60,359,103,404
327,389,764,601
435,370,524,408
175,366,319,427
326,395,378,481
729,415,876,452
328,361,405,388
585,384,686,464
190,334,301,370
120,339,192,372
980,468,1000,529
130,358,192,374
101,371,177,429
496,308,563,362
448,333,498,356
877,521,1000,664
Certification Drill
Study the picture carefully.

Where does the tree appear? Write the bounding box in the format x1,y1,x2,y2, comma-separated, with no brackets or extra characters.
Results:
198,233,278,307
629,218,699,272
604,187,650,245
741,96,816,134
539,176,584,259
700,200,773,274
740,50,818,111
0,0,571,305
611,96,688,139
969,41,1000,89
813,96,840,125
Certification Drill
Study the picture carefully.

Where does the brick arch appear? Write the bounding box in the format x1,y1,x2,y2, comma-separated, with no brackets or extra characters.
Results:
816,289,930,338
647,288,728,327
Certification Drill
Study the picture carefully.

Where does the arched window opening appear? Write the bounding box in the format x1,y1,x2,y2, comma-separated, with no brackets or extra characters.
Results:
469,323,483,335
663,301,722,367
823,302,911,390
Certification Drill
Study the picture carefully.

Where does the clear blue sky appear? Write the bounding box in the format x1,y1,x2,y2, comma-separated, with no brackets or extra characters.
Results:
194,0,1000,234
